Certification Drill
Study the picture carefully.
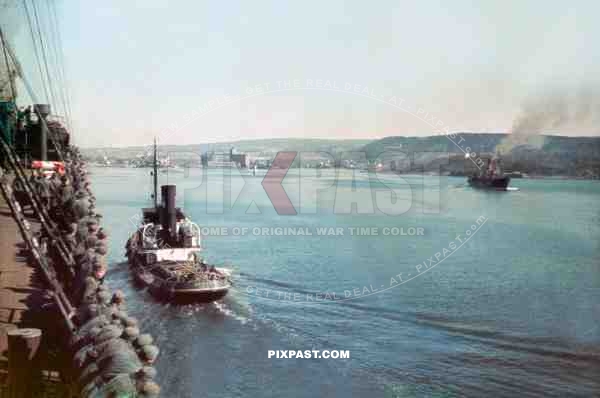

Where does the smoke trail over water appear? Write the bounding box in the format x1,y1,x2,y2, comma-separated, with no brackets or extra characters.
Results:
497,85,600,153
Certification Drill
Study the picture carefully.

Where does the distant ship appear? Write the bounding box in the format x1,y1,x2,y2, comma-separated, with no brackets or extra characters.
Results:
468,155,510,190
125,140,232,302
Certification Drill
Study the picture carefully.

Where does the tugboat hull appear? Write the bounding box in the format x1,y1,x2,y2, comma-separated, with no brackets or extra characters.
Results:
131,264,231,303
169,287,229,303
468,176,510,190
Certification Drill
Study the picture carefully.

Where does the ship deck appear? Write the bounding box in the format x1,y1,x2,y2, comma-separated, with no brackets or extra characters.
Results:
0,193,53,379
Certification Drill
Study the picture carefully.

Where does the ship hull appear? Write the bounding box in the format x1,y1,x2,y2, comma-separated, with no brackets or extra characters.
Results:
468,176,510,190
131,265,230,303
126,240,231,304
169,287,229,303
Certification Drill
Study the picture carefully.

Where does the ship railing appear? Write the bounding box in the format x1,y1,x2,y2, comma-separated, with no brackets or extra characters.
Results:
0,136,75,274
0,175,76,333
1,135,162,396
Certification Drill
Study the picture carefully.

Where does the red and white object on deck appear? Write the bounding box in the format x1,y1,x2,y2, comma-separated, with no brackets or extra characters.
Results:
31,160,65,177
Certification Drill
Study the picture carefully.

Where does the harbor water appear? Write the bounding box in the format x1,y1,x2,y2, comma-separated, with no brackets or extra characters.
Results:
92,167,600,397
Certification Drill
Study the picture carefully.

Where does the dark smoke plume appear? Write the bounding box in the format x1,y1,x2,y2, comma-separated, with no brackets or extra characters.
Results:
497,85,600,153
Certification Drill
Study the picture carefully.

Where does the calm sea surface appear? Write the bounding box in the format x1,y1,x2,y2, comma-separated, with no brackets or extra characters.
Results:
90,167,600,398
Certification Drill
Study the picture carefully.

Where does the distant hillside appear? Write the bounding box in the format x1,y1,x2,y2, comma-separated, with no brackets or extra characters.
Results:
81,138,372,160
363,134,600,178
81,134,600,177
211,138,373,154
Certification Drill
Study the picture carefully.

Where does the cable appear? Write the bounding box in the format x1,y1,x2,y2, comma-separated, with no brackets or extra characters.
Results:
4,41,64,160
31,0,58,111
22,0,51,104
2,10,64,160
44,0,70,127
0,28,17,100
46,0,75,136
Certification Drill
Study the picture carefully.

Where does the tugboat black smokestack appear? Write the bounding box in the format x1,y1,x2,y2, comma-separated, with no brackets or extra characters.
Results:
160,185,177,244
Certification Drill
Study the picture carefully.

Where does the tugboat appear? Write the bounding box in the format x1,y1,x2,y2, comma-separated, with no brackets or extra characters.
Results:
125,140,231,302
468,154,510,190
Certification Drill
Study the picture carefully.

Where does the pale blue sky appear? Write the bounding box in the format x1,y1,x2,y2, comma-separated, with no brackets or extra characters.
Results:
3,0,599,146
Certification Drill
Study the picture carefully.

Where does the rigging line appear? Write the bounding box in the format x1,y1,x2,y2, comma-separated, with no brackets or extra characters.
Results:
0,28,17,101
2,32,64,161
47,0,74,133
31,0,58,111
22,0,51,103
44,0,69,125
42,0,64,112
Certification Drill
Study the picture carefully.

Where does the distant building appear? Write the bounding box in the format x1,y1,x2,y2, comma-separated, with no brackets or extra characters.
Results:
207,151,234,168
231,153,247,168
214,151,230,162
254,157,272,169
206,147,248,168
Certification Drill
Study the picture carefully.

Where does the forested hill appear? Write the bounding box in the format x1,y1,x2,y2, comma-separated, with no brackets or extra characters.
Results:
362,134,600,177
362,133,598,158
82,134,600,177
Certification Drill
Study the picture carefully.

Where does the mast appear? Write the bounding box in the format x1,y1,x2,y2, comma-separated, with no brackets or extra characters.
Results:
153,137,158,208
